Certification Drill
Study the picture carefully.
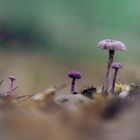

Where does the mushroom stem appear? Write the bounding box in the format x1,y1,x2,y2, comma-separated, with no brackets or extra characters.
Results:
9,79,14,96
71,78,76,93
112,69,118,95
103,50,115,95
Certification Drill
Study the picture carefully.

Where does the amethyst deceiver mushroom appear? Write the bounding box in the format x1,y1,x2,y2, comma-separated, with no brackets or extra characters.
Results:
98,39,126,95
9,75,16,96
68,70,81,94
111,63,122,95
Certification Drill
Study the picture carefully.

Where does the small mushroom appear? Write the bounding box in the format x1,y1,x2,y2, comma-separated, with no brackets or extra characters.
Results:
68,70,81,94
111,63,122,95
9,75,16,96
98,39,126,95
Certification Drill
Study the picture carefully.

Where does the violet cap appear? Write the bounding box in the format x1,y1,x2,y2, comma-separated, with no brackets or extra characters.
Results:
112,63,122,69
68,70,81,79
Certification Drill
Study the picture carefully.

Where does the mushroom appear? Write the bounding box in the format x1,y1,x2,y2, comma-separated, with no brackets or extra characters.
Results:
98,39,126,95
68,70,81,94
9,75,16,96
111,63,122,95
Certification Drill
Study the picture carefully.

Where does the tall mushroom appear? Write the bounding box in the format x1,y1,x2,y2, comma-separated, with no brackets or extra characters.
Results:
98,39,126,95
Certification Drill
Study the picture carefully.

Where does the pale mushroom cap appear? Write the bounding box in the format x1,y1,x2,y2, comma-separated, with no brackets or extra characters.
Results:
98,39,127,51
9,75,16,81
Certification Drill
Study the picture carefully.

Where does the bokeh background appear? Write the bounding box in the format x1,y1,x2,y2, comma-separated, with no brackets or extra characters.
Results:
0,0,139,95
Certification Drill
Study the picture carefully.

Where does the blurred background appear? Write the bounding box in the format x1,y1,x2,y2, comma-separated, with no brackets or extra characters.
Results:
0,0,139,95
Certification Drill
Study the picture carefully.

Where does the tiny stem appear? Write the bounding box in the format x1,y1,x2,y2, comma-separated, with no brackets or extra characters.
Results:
9,80,14,96
112,69,118,95
71,78,76,94
7,86,17,94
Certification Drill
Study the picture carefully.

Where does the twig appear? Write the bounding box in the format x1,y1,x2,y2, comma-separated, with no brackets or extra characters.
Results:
0,80,3,86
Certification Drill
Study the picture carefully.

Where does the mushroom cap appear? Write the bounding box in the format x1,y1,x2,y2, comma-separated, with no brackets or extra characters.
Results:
9,75,16,81
68,70,81,79
98,39,127,51
112,63,122,69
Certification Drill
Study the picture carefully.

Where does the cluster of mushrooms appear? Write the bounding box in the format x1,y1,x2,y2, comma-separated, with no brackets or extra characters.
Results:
0,39,140,140
1,39,129,101
68,39,128,98
1,39,135,108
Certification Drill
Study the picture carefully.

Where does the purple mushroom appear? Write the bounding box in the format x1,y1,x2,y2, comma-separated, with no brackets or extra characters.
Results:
9,75,16,96
68,70,81,94
98,39,126,95
111,63,122,95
